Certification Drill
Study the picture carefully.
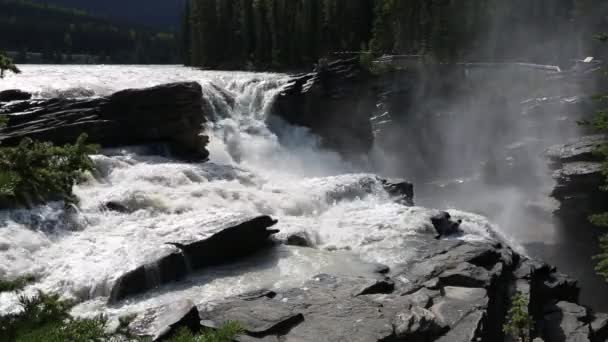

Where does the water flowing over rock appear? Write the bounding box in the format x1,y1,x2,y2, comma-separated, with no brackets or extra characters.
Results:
0,82,209,160
271,58,375,157
108,216,279,303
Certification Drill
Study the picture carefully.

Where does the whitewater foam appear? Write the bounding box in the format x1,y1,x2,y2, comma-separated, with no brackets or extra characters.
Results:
0,65,497,320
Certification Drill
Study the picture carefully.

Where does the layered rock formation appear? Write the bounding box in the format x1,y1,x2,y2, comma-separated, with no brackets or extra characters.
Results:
271,58,375,157
0,82,209,160
549,135,608,221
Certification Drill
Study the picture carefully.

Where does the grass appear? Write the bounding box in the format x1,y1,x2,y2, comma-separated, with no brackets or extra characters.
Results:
0,275,37,293
169,322,244,342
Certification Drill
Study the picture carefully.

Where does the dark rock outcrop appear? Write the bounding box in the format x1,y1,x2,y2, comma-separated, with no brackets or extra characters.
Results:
151,300,202,341
271,58,375,157
549,136,608,222
430,212,463,238
381,179,415,206
285,232,315,248
108,216,279,303
0,89,31,102
0,82,209,160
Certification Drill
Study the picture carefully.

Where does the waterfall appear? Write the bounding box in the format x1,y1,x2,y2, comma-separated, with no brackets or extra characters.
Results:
0,65,497,320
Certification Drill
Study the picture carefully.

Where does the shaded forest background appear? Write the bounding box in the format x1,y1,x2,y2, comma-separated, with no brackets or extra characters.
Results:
185,0,608,70
0,0,181,64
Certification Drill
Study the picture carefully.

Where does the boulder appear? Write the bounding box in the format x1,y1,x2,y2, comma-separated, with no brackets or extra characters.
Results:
393,306,447,341
108,216,279,303
543,301,591,342
431,212,463,238
0,82,209,160
151,301,202,341
285,232,315,248
381,178,415,206
271,58,375,157
0,89,31,102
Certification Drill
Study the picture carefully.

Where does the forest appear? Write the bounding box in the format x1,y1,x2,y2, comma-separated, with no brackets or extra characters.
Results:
185,0,608,69
0,0,180,64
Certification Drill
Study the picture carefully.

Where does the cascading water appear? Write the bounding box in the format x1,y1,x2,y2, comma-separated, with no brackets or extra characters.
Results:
0,65,497,324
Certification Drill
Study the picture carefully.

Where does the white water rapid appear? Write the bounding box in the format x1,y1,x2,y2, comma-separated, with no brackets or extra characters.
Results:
0,65,499,325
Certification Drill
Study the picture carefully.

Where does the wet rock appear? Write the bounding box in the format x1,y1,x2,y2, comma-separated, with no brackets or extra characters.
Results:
355,278,395,296
393,306,447,341
285,232,314,248
591,313,608,342
381,178,415,206
271,58,374,157
0,82,209,160
0,89,31,102
548,135,606,165
437,262,492,288
430,211,463,238
108,216,279,303
372,263,391,275
103,201,131,213
432,287,489,342
199,274,397,341
151,300,201,341
549,136,608,223
189,235,608,342
540,272,580,304
543,301,591,342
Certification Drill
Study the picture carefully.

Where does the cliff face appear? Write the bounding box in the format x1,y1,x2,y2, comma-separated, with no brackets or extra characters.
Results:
271,58,375,158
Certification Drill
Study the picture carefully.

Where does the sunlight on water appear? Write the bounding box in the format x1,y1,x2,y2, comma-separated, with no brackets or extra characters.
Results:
0,65,497,319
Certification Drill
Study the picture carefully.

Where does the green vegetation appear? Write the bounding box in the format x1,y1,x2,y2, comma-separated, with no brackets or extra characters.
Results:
185,0,608,69
0,51,20,77
0,54,98,207
169,323,244,342
0,0,180,64
0,134,98,206
503,292,533,342
0,275,36,293
0,289,242,342
0,292,110,342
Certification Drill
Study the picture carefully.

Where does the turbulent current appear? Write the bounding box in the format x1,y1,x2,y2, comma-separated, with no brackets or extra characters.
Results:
0,65,499,324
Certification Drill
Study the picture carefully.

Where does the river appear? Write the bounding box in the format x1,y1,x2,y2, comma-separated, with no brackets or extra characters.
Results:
0,65,502,325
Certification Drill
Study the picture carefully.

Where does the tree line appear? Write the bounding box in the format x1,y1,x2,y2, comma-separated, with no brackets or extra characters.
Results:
184,0,608,69
0,0,180,64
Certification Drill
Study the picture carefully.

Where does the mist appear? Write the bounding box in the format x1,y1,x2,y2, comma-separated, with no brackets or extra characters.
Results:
369,1,608,310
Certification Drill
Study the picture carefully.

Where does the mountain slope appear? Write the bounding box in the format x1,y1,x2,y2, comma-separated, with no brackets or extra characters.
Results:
29,0,185,29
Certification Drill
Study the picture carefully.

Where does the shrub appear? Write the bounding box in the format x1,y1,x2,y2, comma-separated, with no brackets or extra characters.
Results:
0,134,99,206
0,51,20,78
0,291,110,342
0,275,37,293
169,322,244,342
503,292,533,342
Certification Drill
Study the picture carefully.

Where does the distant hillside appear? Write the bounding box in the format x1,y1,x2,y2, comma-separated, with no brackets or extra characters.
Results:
0,0,181,64
29,0,186,29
